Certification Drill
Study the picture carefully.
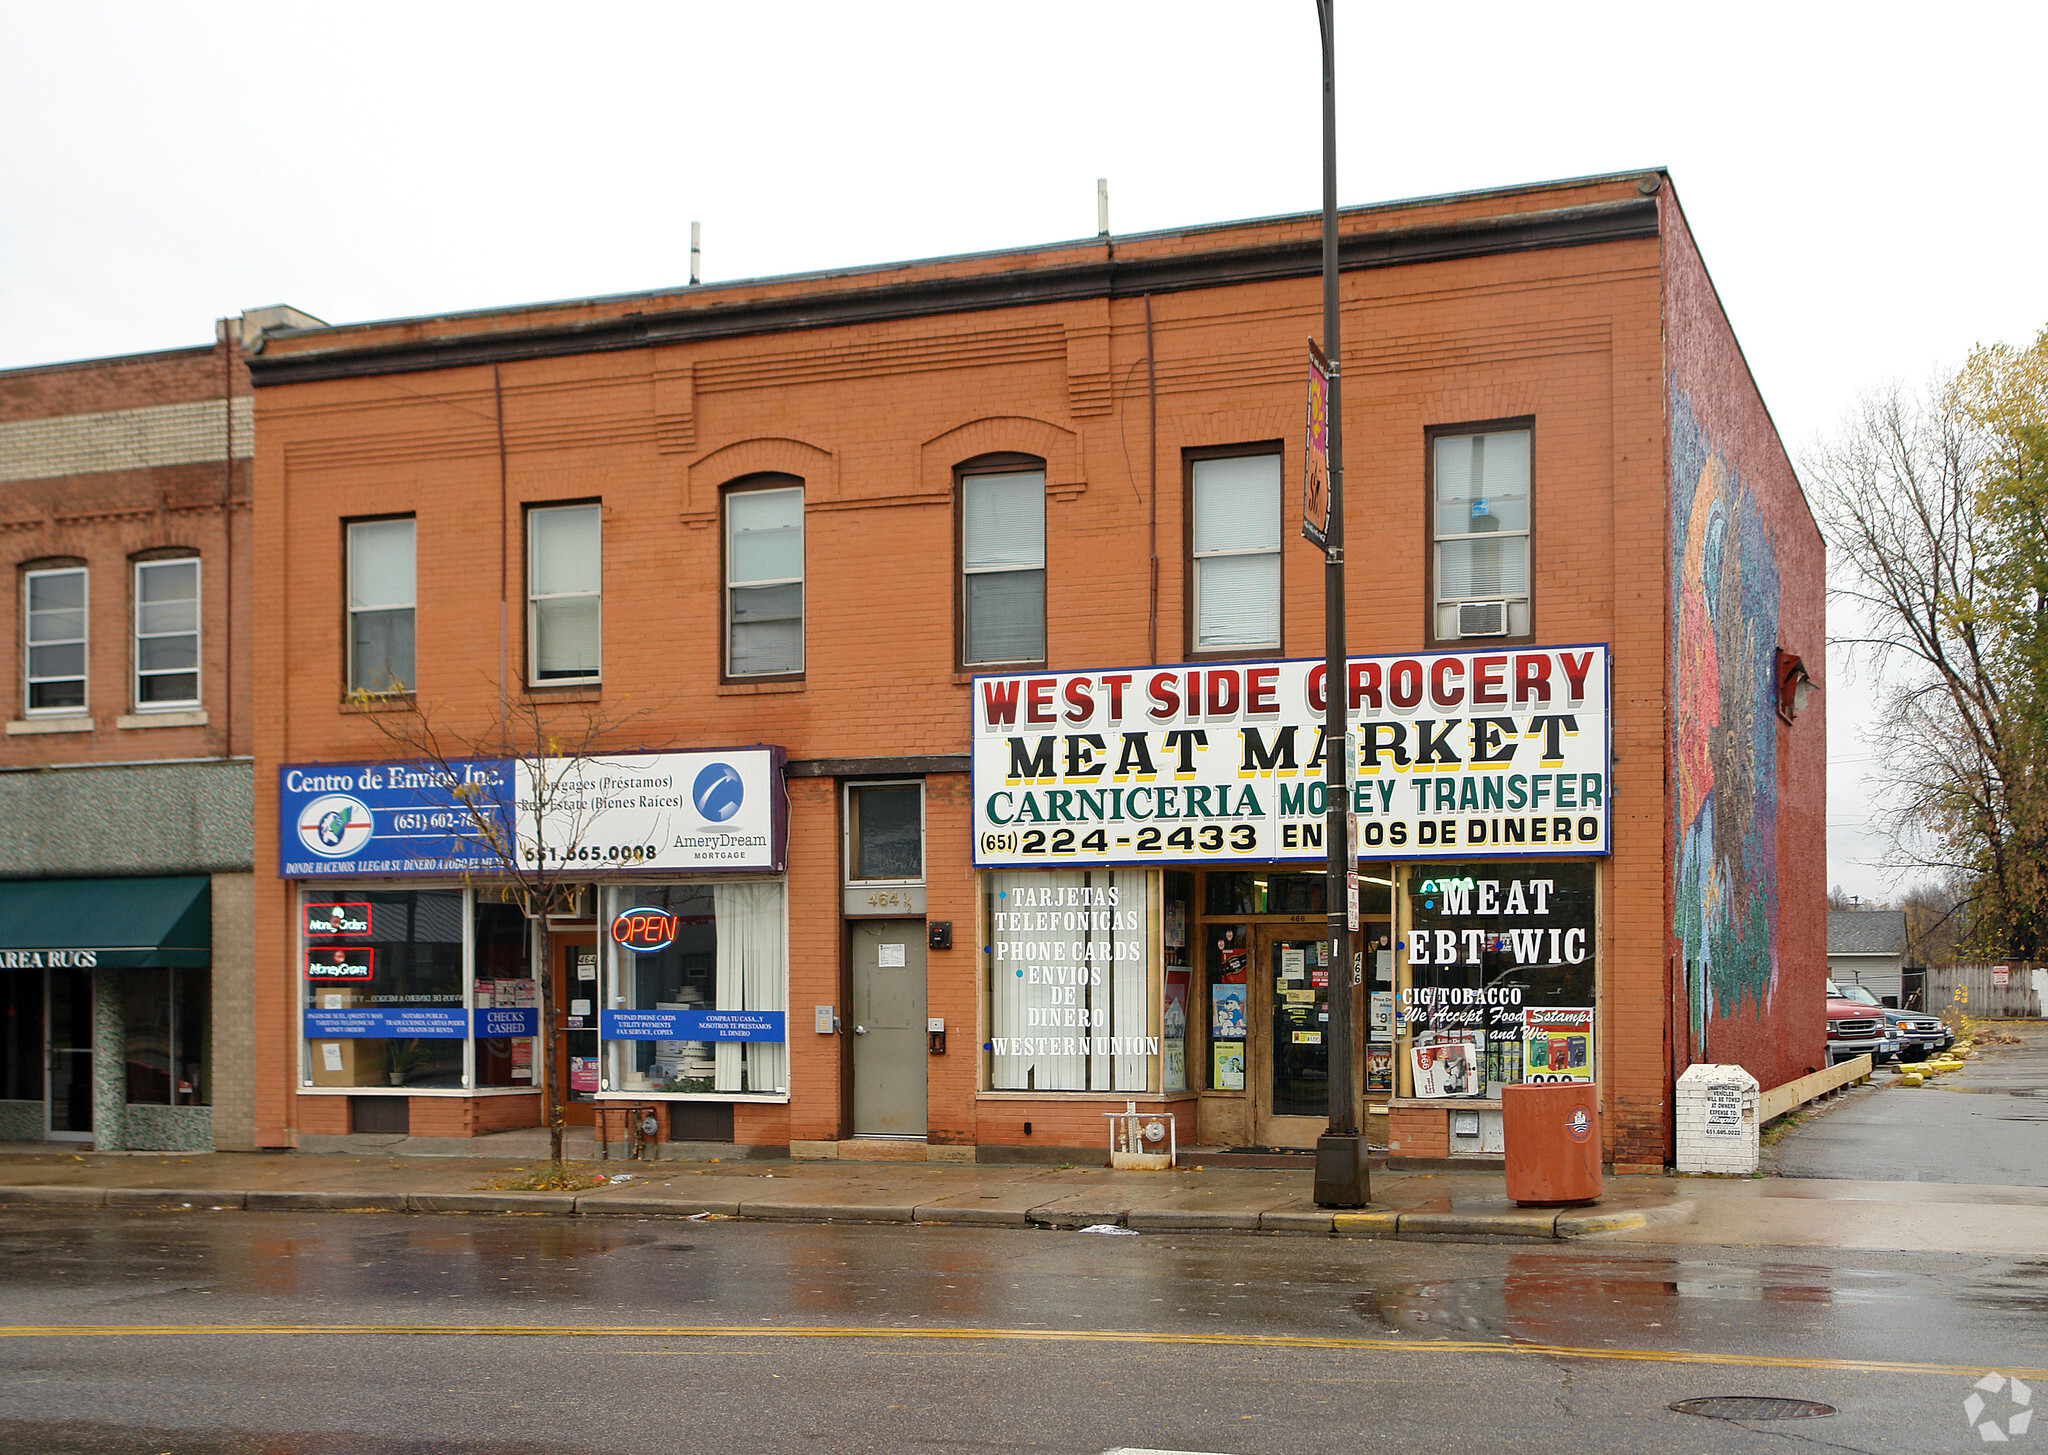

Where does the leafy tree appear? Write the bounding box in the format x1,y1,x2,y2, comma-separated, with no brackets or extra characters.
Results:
1810,327,2048,959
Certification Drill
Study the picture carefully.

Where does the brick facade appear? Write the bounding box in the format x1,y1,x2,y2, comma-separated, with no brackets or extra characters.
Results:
245,172,1823,1168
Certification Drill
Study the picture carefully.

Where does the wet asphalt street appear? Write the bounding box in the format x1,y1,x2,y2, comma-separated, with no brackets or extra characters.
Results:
1,1208,2042,1454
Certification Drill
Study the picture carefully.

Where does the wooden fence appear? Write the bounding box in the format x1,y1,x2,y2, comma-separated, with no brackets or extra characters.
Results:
1925,963,2045,1019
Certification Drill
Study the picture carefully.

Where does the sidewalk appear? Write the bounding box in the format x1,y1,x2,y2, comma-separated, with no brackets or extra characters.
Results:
0,1143,1685,1240
0,1140,2037,1252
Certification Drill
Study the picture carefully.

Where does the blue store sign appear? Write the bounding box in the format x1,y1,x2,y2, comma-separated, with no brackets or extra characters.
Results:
600,1008,786,1043
280,760,513,878
474,1007,540,1038
303,1008,469,1039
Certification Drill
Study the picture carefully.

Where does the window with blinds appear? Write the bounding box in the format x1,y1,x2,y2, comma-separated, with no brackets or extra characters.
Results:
1432,426,1531,640
961,467,1045,666
1191,451,1281,653
133,557,200,708
726,483,803,677
348,518,415,693
528,503,602,682
24,565,87,713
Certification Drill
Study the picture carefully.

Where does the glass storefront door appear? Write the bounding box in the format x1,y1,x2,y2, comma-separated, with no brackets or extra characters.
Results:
1253,927,1329,1148
46,967,93,1140
550,934,599,1126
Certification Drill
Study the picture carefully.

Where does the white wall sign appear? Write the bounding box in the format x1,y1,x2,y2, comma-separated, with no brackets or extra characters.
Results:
973,647,1609,866
516,749,786,873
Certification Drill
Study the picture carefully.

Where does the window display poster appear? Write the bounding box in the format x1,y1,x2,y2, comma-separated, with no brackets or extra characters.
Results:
1163,970,1190,1093
1370,990,1394,1038
1522,1007,1593,1084
1213,1040,1246,1091
1366,1044,1393,1092
1164,899,1185,949
1211,983,1247,1038
1411,1030,1485,1099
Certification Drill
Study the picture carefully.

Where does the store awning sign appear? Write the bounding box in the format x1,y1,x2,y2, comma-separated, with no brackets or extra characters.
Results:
973,646,1610,866
0,875,211,969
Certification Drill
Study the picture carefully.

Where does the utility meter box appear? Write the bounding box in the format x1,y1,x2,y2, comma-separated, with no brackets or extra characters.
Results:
1502,1081,1603,1206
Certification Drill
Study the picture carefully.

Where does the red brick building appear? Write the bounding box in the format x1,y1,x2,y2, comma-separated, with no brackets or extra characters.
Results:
245,171,1824,1170
1,308,314,1149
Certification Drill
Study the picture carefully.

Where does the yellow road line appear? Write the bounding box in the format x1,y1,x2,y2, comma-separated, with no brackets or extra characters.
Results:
0,1323,2034,1381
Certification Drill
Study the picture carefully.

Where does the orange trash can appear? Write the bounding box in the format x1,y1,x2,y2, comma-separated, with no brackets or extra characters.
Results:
1501,1081,1602,1206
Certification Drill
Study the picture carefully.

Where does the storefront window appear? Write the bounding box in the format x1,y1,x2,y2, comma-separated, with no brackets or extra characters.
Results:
1205,872,1326,917
122,967,209,1106
472,900,537,1089
1205,921,1249,1090
302,888,465,1090
983,867,1152,1092
1400,863,1596,1099
600,882,788,1098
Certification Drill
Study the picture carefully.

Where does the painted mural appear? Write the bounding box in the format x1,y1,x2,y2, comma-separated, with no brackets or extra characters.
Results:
1670,381,1780,1053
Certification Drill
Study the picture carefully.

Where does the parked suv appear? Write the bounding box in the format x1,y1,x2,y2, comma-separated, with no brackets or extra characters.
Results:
1828,979,1952,1062
1824,982,1890,1066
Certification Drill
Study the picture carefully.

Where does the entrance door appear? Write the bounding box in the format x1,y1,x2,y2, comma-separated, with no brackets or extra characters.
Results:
849,920,926,1138
550,934,598,1127
1252,927,1330,1148
46,967,93,1141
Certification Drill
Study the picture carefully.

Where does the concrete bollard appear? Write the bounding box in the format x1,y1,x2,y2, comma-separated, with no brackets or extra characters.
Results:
1676,1063,1760,1175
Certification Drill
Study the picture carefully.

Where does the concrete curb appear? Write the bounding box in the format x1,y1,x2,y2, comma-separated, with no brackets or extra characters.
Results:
246,1190,407,1212
105,1188,246,1209
0,1181,1700,1241
0,1185,108,1206
407,1192,580,1214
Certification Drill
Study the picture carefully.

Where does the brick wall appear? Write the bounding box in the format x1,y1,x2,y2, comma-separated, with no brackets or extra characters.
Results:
245,173,1816,1162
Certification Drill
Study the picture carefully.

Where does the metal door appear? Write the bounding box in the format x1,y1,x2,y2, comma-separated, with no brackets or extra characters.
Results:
46,967,93,1141
849,919,926,1138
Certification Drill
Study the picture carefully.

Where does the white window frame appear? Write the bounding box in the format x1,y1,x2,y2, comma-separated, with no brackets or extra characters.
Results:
132,557,201,711
1190,451,1282,654
24,565,88,716
724,484,805,678
527,503,603,685
960,466,1047,667
347,518,416,694
1431,426,1532,640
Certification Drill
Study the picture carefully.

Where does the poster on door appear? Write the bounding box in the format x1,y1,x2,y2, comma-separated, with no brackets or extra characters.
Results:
1211,983,1247,1038
1521,1007,1593,1084
1411,1029,1486,1099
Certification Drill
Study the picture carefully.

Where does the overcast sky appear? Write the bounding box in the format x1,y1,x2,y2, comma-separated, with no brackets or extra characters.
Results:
5,1,2042,901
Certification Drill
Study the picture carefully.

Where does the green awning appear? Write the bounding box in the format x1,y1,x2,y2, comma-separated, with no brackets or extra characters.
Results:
0,876,211,970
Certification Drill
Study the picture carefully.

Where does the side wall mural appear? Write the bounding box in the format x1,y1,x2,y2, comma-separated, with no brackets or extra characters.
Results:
1670,379,1781,1055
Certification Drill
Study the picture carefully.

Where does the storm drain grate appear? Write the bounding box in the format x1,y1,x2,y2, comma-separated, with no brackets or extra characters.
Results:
1672,1396,1836,1421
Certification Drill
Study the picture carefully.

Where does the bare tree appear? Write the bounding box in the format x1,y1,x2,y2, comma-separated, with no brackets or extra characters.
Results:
347,687,655,1164
1808,361,2047,958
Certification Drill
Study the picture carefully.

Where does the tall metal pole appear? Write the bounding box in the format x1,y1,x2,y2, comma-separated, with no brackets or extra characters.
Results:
1313,0,1369,1208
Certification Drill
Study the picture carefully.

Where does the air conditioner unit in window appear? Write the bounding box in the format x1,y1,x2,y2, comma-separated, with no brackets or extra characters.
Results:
1456,601,1509,638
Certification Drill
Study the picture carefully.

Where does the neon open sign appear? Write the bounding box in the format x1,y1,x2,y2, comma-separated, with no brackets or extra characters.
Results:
610,907,678,953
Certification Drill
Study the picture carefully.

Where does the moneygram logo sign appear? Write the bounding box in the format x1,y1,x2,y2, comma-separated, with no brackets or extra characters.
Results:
298,794,374,859
693,762,745,823
1965,1373,2032,1442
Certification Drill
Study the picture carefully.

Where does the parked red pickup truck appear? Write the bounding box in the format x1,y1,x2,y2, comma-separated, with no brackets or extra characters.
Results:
1825,990,1888,1066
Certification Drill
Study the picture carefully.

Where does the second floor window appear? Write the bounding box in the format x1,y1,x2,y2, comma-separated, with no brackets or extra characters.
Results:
726,484,803,677
134,558,200,708
1190,451,1281,653
1432,426,1531,641
529,503,602,682
348,518,415,693
25,565,87,712
961,466,1046,666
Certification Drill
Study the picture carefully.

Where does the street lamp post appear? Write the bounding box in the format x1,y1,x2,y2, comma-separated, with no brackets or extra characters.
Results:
1313,0,1370,1209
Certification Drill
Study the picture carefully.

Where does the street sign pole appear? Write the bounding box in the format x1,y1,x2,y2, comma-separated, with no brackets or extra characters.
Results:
1312,0,1369,1209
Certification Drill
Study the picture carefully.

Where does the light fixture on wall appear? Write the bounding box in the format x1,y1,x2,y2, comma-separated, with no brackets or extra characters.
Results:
1776,650,1818,724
